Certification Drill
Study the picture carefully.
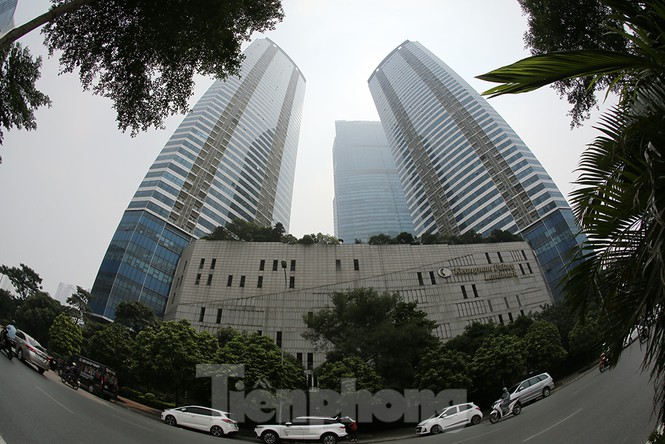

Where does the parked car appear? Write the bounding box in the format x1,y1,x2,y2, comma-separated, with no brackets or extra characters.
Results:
415,402,483,435
13,330,50,374
254,416,347,444
161,405,238,437
509,372,554,404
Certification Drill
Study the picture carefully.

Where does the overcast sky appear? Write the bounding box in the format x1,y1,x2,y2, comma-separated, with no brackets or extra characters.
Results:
0,0,610,297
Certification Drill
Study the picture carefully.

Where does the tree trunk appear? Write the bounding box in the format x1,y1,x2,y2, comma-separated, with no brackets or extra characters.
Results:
0,0,99,51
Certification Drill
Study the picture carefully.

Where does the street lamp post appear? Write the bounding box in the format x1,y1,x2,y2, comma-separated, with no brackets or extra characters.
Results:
278,260,287,423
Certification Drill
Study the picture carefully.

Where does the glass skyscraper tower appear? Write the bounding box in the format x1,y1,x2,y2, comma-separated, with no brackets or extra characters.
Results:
333,120,414,243
368,40,583,301
90,38,306,320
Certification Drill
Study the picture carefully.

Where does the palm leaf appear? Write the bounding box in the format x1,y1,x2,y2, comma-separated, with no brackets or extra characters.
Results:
476,50,651,97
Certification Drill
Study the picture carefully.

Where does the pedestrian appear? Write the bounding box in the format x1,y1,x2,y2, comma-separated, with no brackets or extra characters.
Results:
349,418,358,442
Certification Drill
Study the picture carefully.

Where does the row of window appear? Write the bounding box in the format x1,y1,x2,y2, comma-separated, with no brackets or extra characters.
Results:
194,257,363,273
194,273,296,289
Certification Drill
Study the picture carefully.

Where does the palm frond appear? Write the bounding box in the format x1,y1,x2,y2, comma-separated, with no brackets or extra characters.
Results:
477,50,652,97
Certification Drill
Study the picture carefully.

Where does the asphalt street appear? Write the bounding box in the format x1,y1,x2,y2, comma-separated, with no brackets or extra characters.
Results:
0,340,659,444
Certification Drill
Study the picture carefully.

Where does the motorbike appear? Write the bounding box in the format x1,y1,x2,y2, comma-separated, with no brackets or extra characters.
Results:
489,397,522,423
2,337,13,360
61,372,79,390
599,352,610,373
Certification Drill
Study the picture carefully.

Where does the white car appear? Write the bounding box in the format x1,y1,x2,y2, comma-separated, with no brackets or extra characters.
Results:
415,402,483,435
509,372,554,404
161,405,238,437
254,416,347,444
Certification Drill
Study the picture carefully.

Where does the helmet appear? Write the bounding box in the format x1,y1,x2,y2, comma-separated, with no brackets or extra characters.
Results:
503,387,507,392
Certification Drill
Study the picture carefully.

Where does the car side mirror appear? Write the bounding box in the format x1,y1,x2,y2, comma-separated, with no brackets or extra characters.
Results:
285,422,292,427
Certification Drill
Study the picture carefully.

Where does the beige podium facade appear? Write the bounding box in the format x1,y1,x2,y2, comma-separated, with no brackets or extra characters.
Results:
164,240,553,371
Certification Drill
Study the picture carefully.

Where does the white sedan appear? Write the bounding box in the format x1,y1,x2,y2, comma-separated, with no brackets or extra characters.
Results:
415,402,483,435
161,405,238,437
255,416,347,444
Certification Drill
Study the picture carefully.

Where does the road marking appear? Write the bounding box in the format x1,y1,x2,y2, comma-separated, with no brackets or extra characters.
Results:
36,385,75,414
522,408,583,442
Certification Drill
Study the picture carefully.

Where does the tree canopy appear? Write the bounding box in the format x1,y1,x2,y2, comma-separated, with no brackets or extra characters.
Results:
303,288,438,389
66,286,92,324
114,300,159,334
478,0,665,421
0,0,284,146
48,313,83,357
0,263,43,299
517,0,628,126
218,333,306,392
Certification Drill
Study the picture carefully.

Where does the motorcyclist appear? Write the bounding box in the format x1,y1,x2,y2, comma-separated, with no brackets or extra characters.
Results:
500,387,511,414
64,362,79,382
2,322,16,355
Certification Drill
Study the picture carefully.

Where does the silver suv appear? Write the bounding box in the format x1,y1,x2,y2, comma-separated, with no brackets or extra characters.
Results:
509,372,554,404
254,416,347,444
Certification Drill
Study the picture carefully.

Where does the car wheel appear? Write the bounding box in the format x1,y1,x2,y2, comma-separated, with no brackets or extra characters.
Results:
321,433,337,444
17,349,24,361
210,425,224,437
261,431,279,444
431,425,442,434
471,415,481,426
88,385,95,394
164,415,177,426
38,367,45,374
542,386,551,397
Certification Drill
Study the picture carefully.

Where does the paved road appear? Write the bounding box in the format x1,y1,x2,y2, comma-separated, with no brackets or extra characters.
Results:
381,341,659,443
0,340,659,443
0,355,226,444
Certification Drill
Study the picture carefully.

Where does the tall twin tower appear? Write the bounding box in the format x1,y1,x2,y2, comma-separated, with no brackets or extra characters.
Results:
91,39,580,320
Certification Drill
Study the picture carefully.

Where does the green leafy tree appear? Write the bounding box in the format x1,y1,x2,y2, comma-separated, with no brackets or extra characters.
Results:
445,321,506,357
298,234,315,245
0,0,284,145
532,303,576,350
216,326,241,348
281,234,298,244
303,288,438,389
471,334,526,393
394,232,415,244
368,234,392,245
506,314,534,338
316,356,383,393
517,0,627,126
48,313,83,357
0,288,18,322
0,43,51,158
415,345,472,393
486,229,522,243
0,263,43,300
86,322,136,385
314,233,341,245
218,333,306,391
66,286,92,324
523,321,567,373
478,0,665,419
114,301,159,334
133,320,203,404
14,292,63,344
568,314,602,364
